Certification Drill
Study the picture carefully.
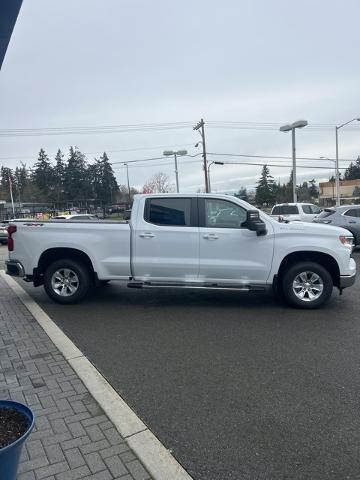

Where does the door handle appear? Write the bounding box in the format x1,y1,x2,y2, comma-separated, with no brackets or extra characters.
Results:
139,232,155,238
203,233,219,240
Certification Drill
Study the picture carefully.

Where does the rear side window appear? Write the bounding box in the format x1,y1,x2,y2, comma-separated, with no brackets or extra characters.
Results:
272,205,299,215
145,198,192,226
344,209,360,218
302,205,312,214
317,209,335,219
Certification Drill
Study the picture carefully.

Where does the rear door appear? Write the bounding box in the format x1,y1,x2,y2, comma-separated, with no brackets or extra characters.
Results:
133,196,199,282
198,197,274,284
343,208,360,243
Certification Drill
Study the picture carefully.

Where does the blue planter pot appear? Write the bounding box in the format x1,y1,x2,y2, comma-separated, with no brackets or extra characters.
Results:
0,400,35,480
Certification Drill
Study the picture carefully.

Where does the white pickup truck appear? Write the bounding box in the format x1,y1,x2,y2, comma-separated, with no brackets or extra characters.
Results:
5,193,356,309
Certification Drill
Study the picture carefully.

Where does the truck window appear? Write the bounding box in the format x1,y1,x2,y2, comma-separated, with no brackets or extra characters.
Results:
205,199,246,228
272,205,299,215
145,198,192,226
302,205,312,214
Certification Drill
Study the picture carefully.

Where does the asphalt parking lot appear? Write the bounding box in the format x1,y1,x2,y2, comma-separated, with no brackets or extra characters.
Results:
2,244,360,480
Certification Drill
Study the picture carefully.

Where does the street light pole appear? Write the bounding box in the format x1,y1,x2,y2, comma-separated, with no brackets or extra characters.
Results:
320,157,337,204
335,117,360,206
207,161,224,193
291,128,296,203
124,163,131,203
174,152,179,193
163,150,188,192
280,120,308,203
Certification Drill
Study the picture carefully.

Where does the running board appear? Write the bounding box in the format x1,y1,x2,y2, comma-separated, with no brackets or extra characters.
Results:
127,281,266,292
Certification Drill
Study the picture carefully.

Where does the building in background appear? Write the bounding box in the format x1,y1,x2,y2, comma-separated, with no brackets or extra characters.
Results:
319,179,360,206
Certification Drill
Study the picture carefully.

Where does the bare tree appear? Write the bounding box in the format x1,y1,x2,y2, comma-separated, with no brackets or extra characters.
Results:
142,172,173,193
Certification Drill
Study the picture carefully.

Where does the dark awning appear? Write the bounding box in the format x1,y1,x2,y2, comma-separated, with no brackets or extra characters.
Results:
0,0,23,70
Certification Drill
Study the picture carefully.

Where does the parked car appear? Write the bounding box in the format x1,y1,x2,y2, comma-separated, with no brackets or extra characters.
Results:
0,222,8,244
313,205,360,246
271,203,322,222
6,194,356,309
52,214,99,221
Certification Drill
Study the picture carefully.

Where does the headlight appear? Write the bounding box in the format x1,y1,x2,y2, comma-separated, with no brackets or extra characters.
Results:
339,235,354,246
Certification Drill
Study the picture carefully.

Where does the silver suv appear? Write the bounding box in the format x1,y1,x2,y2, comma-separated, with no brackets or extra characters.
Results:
313,205,360,245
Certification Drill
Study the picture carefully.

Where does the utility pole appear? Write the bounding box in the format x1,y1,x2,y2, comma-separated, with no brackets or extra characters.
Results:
291,128,297,203
193,118,209,193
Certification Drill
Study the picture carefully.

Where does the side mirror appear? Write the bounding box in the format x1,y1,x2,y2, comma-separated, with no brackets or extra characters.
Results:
243,210,267,236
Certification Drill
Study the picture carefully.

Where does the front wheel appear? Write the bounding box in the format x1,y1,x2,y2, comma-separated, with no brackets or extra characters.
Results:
44,259,91,304
281,262,333,309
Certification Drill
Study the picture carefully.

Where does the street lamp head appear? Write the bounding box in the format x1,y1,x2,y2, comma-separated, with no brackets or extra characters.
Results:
280,120,308,132
163,150,174,156
177,150,188,156
292,120,308,129
214,161,224,165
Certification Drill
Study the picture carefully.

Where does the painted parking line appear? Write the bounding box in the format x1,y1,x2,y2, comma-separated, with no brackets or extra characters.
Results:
0,270,193,480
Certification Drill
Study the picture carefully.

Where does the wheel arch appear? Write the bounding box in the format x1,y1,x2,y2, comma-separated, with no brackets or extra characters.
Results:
277,251,340,288
35,248,95,286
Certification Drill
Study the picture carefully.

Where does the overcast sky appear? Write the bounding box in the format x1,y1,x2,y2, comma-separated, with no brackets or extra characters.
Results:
0,0,359,192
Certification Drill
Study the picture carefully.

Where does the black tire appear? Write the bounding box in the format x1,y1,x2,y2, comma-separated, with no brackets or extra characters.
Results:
44,259,91,304
281,261,333,309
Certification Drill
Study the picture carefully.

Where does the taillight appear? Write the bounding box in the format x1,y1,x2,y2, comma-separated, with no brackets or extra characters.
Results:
7,224,17,251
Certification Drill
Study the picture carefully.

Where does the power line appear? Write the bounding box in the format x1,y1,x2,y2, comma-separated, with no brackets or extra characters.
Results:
208,152,353,162
1,119,359,138
207,121,360,131
219,161,348,170
0,122,195,138
0,143,197,161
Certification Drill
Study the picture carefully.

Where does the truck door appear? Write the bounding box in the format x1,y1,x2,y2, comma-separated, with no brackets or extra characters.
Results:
198,198,274,284
133,197,199,282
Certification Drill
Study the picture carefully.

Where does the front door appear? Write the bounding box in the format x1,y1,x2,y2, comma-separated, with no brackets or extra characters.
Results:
199,198,274,284
133,196,199,282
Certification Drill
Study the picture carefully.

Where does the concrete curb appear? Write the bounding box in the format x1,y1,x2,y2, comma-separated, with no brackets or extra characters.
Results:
0,270,193,480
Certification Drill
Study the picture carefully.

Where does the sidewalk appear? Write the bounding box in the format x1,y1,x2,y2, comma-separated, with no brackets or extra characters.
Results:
0,273,152,480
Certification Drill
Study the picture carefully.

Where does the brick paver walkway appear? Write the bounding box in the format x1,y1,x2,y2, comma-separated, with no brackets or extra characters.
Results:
0,274,152,480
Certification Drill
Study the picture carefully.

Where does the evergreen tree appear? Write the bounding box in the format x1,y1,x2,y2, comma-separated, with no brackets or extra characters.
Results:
91,152,119,210
32,149,55,200
344,157,360,180
0,166,14,201
308,179,318,199
13,163,29,203
54,149,66,205
255,165,276,206
64,146,90,203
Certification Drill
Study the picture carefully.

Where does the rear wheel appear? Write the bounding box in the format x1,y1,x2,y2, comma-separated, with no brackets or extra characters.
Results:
44,259,91,304
281,261,333,309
